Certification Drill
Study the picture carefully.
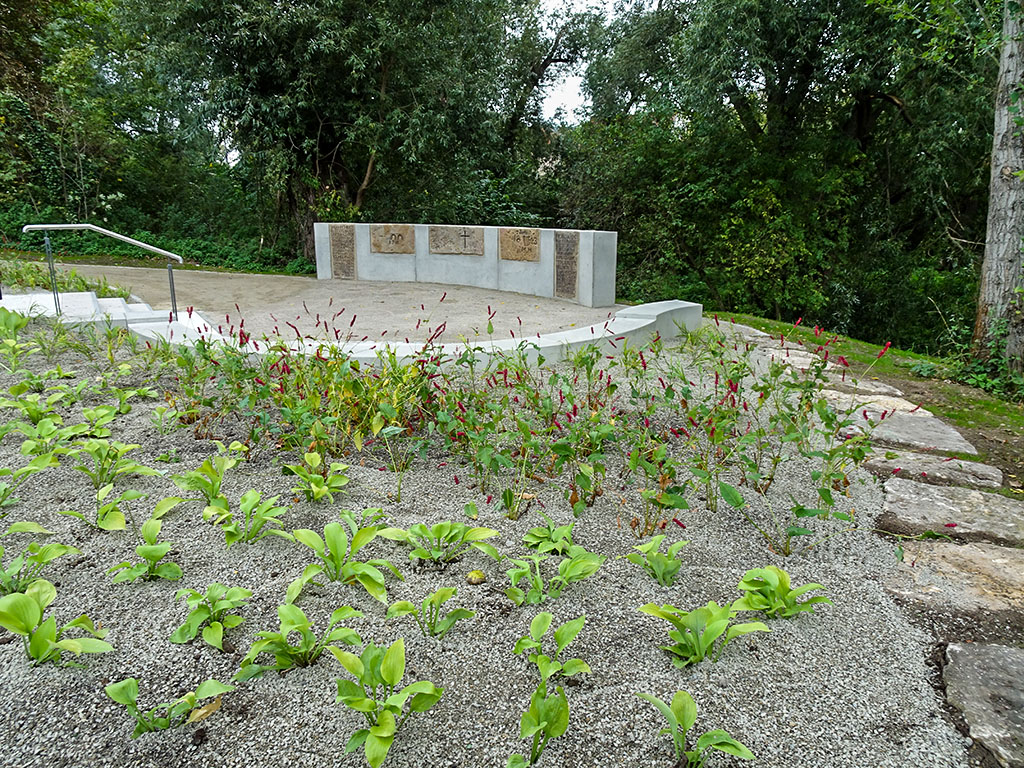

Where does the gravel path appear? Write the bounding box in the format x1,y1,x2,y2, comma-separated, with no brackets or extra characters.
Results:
0,322,972,768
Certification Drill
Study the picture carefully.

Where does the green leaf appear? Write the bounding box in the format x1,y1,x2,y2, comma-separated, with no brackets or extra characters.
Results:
202,621,224,650
0,592,41,634
553,615,585,656
194,679,235,699
529,612,553,641
718,482,745,509
105,678,139,707
380,638,405,686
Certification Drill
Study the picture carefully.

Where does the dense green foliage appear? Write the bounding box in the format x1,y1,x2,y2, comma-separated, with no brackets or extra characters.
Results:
0,0,1007,359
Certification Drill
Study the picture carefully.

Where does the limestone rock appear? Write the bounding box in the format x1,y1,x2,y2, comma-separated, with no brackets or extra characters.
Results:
822,389,932,418
944,643,1024,768
855,412,978,455
883,478,1024,546
866,449,1003,489
885,540,1024,614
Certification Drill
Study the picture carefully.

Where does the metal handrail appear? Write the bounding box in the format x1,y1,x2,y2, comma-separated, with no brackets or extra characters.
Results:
21,223,182,319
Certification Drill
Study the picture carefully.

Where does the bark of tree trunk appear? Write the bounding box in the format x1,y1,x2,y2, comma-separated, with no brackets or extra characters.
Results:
974,0,1024,375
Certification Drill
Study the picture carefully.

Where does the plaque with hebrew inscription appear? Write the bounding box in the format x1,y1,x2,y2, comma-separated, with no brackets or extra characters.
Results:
370,224,415,254
429,225,484,255
499,227,540,262
330,223,356,279
554,231,579,299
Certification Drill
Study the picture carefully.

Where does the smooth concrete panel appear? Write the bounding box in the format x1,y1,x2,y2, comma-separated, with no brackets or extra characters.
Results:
591,231,617,307
314,223,331,279
498,228,554,298
417,224,497,289
354,223,417,282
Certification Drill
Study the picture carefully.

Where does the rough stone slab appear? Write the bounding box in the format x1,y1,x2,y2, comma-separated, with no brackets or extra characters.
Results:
498,227,540,262
330,223,356,278
827,375,904,396
428,225,484,255
861,412,978,455
370,224,415,254
944,643,1024,768
759,347,838,372
866,449,1002,488
883,477,1024,546
822,389,931,418
554,230,579,300
886,541,1024,614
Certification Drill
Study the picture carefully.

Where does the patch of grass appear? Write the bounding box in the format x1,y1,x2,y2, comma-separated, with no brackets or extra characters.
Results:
2,248,308,277
0,258,131,299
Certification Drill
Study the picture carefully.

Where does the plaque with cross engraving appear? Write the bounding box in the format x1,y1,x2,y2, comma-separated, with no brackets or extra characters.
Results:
554,231,579,299
330,223,356,279
370,224,415,254
498,227,540,262
429,225,484,255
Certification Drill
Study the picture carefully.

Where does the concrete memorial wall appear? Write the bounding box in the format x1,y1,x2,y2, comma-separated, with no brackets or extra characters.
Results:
313,223,617,307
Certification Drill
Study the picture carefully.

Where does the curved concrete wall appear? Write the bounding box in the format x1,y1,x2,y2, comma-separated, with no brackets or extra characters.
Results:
313,223,617,307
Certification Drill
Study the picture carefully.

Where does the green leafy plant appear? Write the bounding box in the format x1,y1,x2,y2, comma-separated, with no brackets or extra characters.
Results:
282,451,350,502
81,405,118,438
335,637,444,768
512,612,590,682
0,392,64,425
0,522,79,594
624,535,688,587
6,419,85,456
203,489,293,548
638,601,769,668
733,565,831,618
71,439,163,490
635,689,754,767
171,440,247,505
107,518,182,583
386,587,475,638
0,579,112,666
59,484,146,531
104,677,234,738
287,515,403,604
0,453,59,510
377,520,500,563
506,546,605,606
522,512,575,555
170,583,253,651
507,681,569,768
236,604,363,681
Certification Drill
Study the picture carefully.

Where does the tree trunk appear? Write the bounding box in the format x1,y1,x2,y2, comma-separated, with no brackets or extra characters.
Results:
973,0,1024,375
290,179,318,265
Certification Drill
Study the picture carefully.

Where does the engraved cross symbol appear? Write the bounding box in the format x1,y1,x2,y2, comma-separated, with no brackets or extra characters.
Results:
459,228,470,249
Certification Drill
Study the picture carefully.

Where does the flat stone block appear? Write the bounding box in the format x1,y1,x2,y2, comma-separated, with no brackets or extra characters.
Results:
886,540,1024,614
882,477,1024,546
370,224,415,254
616,300,702,337
866,449,1002,488
429,225,484,255
330,223,356,278
868,412,978,455
825,374,904,396
499,227,540,262
554,231,579,300
822,389,931,417
945,643,1024,768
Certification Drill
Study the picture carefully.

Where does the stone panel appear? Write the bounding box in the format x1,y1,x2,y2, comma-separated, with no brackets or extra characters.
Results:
554,231,579,299
499,227,540,262
330,223,356,279
429,225,484,255
370,224,415,254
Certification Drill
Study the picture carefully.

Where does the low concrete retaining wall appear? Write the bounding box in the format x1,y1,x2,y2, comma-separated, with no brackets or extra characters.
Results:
313,223,617,307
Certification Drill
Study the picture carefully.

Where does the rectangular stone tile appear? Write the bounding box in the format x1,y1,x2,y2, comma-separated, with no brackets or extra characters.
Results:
330,223,356,279
554,231,579,299
865,449,1002,488
370,224,415,254
429,225,484,255
499,227,540,262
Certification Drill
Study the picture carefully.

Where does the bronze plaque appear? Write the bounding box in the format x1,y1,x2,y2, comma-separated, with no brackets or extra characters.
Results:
554,231,579,299
429,225,484,255
370,224,415,254
330,223,356,279
499,227,540,262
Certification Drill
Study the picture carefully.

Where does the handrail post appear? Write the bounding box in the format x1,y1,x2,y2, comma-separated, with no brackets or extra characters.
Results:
43,234,61,316
167,260,178,320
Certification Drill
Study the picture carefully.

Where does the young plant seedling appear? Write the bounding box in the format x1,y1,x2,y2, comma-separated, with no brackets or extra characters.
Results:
335,637,444,768
287,514,403,604
522,512,575,555
282,451,350,503
171,440,247,505
235,604,363,681
0,453,60,508
170,583,253,651
733,565,831,618
635,689,754,767
59,484,146,531
638,600,769,669
70,439,163,490
377,520,500,563
0,522,79,594
513,612,591,683
507,681,570,768
107,518,182,583
204,489,293,548
0,579,112,666
505,546,605,606
386,587,475,639
624,535,688,587
104,677,234,738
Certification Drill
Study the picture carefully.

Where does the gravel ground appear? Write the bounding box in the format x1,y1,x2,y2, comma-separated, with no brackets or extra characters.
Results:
0,324,972,768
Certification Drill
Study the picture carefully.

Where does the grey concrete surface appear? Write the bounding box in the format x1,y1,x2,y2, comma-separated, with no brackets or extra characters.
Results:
57,263,622,344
